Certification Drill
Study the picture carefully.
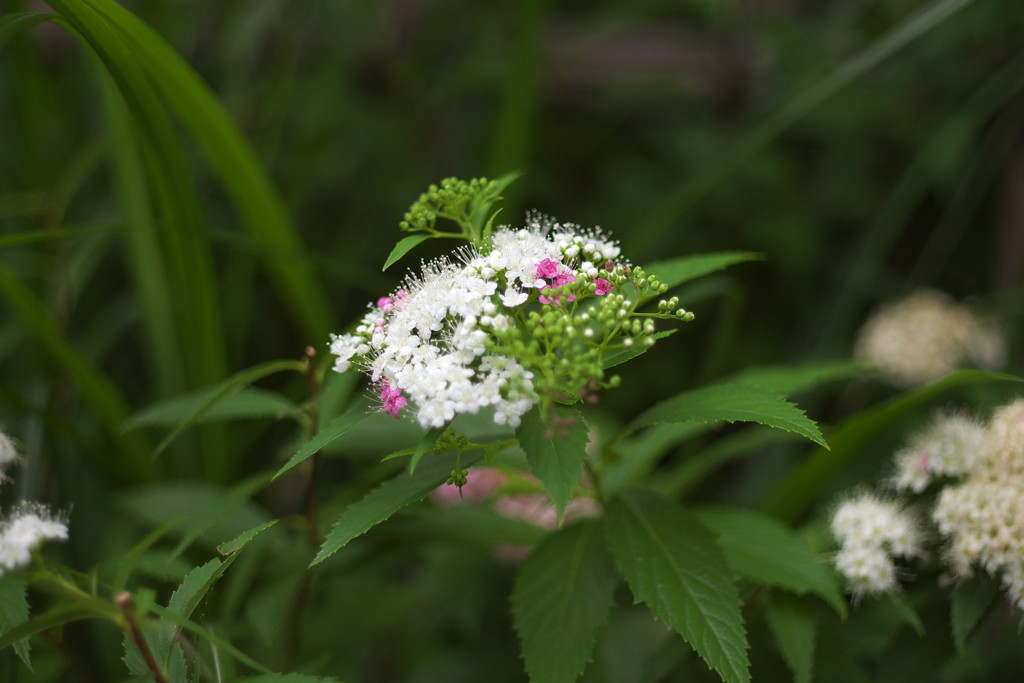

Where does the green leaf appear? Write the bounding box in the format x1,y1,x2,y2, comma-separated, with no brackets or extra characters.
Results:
642,252,762,294
722,360,864,396
147,603,272,674
167,558,226,620
312,450,482,565
273,404,369,480
409,426,445,474
602,329,678,369
217,520,279,557
143,359,303,460
0,575,31,668
50,0,332,344
382,234,432,271
168,472,274,559
629,383,827,448
605,490,749,683
883,592,924,637
0,12,53,50
696,507,845,616
767,370,1024,521
0,606,101,651
764,593,816,683
950,576,998,655
113,521,178,593
0,263,155,480
512,521,617,683
517,405,590,521
123,387,296,431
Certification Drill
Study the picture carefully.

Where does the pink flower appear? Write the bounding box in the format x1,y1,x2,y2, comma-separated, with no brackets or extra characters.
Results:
536,261,578,306
377,381,407,418
377,297,395,313
594,278,614,296
535,258,561,280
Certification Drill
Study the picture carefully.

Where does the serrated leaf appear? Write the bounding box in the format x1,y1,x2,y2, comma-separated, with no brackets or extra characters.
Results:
123,387,296,431
602,329,678,369
167,558,224,620
382,234,431,271
642,252,762,294
513,521,617,683
696,507,845,616
629,383,827,448
312,451,481,565
517,405,590,521
950,576,998,655
722,360,863,396
605,490,749,683
764,593,816,683
217,520,278,556
0,574,31,668
274,404,369,480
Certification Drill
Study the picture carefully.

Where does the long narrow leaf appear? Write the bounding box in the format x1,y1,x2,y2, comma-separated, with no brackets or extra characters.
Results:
0,263,156,480
146,359,303,461
55,0,332,343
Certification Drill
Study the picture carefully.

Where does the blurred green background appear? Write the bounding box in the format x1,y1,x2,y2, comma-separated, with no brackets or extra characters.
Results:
1,0,1023,679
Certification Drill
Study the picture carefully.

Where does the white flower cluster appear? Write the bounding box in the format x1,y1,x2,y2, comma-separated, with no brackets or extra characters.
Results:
0,504,68,574
329,215,622,429
890,412,988,493
932,400,1024,607
0,429,67,576
831,494,922,597
854,289,1006,388
831,399,1024,609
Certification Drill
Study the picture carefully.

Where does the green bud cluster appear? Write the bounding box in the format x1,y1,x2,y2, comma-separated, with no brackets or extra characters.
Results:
445,467,469,488
479,261,696,408
399,177,499,235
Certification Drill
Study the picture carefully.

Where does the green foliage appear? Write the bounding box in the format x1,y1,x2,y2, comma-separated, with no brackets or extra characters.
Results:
696,507,845,616
512,522,617,683
0,575,30,668
763,593,817,683
313,451,483,565
517,405,591,520
605,490,749,683
1,0,1022,679
630,382,828,448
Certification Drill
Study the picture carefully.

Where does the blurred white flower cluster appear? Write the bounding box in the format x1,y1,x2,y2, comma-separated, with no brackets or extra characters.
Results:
854,289,1005,388
0,428,67,576
831,398,1024,608
831,494,921,597
932,400,1024,607
330,213,684,429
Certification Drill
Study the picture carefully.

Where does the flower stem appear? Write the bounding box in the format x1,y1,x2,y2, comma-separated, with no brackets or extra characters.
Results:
116,592,168,683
